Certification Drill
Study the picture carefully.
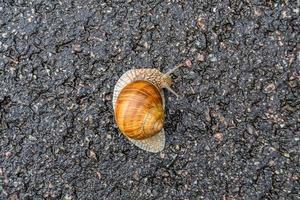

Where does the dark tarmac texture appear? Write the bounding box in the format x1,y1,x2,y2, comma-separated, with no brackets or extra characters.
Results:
1,0,300,199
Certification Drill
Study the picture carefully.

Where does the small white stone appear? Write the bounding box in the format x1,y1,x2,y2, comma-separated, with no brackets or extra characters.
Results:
64,194,72,200
2,32,8,38
283,152,290,158
28,135,37,141
208,54,217,62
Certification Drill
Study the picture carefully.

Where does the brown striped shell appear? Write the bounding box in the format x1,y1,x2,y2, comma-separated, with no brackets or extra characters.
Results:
114,80,164,140
112,68,172,152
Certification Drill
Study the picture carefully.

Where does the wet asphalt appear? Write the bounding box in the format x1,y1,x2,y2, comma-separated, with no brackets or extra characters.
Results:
0,0,300,200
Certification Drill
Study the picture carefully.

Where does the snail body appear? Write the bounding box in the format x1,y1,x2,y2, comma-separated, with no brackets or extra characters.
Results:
112,63,188,152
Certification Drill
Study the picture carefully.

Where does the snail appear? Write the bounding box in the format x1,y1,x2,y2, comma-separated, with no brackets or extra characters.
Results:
112,60,191,153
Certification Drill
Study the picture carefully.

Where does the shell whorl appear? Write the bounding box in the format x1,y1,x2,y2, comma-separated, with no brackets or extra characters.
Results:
112,69,168,110
114,80,165,140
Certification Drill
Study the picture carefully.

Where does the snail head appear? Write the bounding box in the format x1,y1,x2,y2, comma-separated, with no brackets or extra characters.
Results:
161,74,173,87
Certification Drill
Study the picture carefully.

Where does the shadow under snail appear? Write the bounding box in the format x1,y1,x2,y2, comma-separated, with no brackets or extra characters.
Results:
112,60,191,153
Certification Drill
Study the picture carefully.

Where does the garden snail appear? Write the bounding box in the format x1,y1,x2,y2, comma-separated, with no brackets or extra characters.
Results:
112,60,191,152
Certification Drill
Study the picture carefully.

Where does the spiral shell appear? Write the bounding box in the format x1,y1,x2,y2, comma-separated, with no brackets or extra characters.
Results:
114,80,164,140
112,69,167,152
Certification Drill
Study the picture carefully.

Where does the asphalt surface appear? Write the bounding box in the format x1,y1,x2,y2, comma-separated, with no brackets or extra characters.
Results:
1,1,300,200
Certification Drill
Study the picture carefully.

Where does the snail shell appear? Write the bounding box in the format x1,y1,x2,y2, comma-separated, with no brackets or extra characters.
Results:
114,80,164,140
112,69,171,153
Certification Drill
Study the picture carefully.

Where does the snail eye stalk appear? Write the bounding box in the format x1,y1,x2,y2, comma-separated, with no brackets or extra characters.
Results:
165,59,192,75
165,63,184,75
165,86,180,98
